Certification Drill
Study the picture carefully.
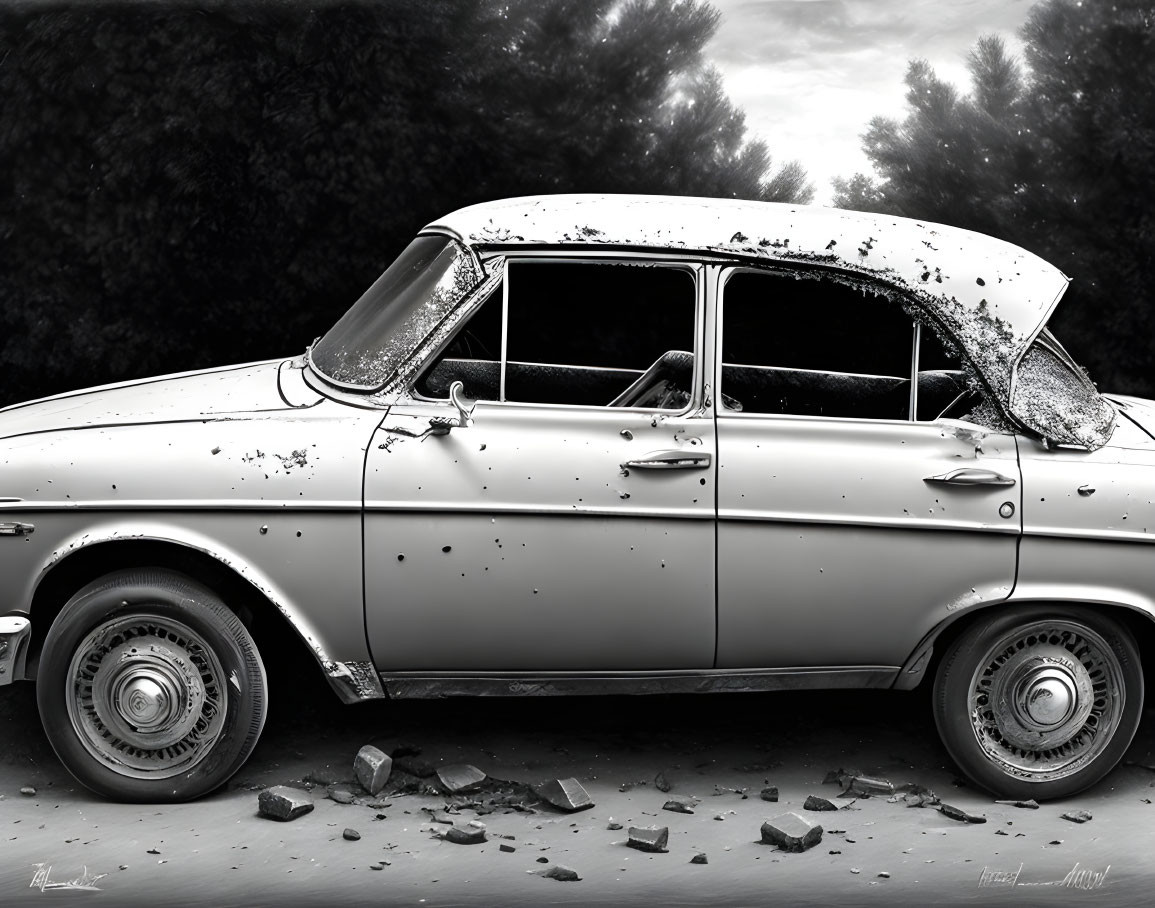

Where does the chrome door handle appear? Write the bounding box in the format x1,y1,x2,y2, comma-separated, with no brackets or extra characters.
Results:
924,468,1016,487
622,450,712,470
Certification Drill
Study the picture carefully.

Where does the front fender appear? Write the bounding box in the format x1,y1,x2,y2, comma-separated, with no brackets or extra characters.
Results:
22,513,383,701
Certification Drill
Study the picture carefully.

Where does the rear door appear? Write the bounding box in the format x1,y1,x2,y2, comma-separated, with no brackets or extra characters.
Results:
714,266,1022,676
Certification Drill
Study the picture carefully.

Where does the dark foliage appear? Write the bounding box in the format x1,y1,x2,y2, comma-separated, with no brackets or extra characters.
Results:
833,1,1155,397
0,0,811,406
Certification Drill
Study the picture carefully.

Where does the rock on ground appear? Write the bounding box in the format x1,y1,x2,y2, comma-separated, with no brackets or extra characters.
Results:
442,824,487,845
258,786,314,821
761,812,824,853
354,745,393,795
535,777,594,812
627,825,669,853
663,795,699,814
543,865,581,881
436,763,486,793
843,775,894,797
939,803,986,823
803,795,839,812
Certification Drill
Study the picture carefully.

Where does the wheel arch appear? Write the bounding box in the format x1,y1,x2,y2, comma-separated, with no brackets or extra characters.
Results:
896,597,1155,692
25,536,382,703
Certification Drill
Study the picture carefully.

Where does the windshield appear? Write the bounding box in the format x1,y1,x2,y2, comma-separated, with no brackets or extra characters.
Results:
310,235,482,390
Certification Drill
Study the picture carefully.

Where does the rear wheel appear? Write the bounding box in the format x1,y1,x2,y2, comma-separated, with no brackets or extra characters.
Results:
37,569,267,802
933,605,1142,799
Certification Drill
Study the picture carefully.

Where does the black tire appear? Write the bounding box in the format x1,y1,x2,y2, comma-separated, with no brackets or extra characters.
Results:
36,568,267,802
933,605,1143,800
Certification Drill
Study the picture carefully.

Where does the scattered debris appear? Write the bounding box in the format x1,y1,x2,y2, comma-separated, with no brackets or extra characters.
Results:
893,784,940,808
422,808,456,825
499,843,516,853
627,826,670,853
327,786,357,805
437,764,486,794
536,856,550,864
1062,810,1093,824
713,784,748,797
607,819,623,830
655,772,672,793
823,769,853,786
370,862,385,871
803,795,839,812
761,813,823,853
258,786,314,821
843,776,894,797
440,824,487,845
305,767,343,786
760,787,779,803
535,778,594,812
354,746,393,796
938,803,987,824
662,795,699,814
394,755,437,778
690,853,708,865
19,786,35,797
542,865,581,882
878,871,891,879
995,799,1039,809
343,828,361,841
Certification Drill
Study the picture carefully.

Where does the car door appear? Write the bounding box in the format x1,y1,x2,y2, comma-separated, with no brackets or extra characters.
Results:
714,266,1022,677
363,255,717,672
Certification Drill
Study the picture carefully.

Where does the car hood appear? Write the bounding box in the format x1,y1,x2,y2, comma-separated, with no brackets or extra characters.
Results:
0,359,309,441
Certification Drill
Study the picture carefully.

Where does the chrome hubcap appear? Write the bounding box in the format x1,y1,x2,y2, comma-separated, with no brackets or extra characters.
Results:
68,614,226,779
1019,667,1076,727
969,620,1124,782
120,675,170,727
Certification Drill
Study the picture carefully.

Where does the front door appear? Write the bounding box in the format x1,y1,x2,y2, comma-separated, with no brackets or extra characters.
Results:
363,256,717,672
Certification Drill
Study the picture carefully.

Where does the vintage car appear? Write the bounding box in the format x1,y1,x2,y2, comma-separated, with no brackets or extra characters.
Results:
2,195,1153,803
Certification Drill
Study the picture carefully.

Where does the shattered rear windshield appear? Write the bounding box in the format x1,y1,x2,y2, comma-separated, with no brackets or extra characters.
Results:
310,235,481,390
1009,333,1116,448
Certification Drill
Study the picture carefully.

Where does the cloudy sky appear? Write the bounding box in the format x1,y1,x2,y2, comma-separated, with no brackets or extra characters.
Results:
705,0,1036,202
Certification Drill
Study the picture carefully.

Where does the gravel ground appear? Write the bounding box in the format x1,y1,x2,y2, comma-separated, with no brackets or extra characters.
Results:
3,669,1154,908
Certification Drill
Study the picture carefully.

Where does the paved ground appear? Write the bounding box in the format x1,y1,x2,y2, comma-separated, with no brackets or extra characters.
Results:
2,668,1153,908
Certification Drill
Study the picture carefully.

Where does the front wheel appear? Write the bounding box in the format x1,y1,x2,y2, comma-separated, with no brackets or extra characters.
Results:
933,606,1143,800
37,569,267,802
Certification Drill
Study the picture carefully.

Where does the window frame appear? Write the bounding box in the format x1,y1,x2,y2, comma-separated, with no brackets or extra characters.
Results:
409,251,708,416
716,264,971,425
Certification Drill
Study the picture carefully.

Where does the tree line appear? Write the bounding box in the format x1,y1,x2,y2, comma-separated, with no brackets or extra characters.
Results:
834,0,1155,398
0,0,810,407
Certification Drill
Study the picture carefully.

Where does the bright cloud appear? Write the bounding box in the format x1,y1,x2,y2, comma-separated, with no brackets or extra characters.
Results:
706,0,1033,202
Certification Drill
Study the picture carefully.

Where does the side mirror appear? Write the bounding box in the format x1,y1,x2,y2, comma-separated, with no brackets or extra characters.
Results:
448,380,475,428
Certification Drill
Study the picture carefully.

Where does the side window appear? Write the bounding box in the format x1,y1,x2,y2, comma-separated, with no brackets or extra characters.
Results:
720,270,914,419
416,260,697,409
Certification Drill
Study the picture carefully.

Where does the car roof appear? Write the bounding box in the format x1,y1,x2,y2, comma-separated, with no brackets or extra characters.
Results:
422,194,1114,449
425,194,1070,371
